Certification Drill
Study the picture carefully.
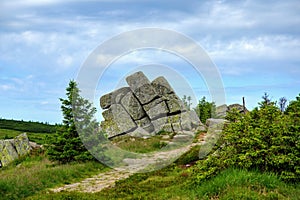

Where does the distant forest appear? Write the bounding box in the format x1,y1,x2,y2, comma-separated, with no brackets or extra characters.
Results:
0,118,57,133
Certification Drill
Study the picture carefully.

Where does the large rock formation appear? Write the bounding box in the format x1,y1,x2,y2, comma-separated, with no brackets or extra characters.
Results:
0,133,31,167
100,71,204,138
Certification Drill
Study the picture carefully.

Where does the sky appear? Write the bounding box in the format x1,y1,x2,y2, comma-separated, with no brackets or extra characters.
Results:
0,0,299,124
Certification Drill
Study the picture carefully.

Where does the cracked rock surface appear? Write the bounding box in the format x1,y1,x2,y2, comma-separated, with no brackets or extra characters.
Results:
100,71,205,139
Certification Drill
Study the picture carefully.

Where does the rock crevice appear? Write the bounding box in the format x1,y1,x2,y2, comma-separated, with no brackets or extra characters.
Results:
100,71,204,138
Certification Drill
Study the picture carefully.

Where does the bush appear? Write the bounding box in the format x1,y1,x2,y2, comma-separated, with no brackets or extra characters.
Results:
194,96,216,124
192,94,300,184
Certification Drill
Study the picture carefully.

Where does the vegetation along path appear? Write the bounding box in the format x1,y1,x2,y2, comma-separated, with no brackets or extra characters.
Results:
50,129,218,193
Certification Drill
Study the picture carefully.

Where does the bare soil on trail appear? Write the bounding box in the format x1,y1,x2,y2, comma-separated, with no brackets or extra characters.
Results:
50,131,216,193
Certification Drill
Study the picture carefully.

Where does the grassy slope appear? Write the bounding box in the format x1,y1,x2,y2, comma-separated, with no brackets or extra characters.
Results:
26,166,300,200
0,125,298,199
0,153,108,200
24,143,300,200
0,128,54,144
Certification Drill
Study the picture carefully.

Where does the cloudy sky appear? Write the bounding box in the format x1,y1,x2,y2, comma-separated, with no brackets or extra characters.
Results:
0,0,299,124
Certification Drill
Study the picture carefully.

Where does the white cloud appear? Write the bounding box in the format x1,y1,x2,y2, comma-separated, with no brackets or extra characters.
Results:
2,0,68,8
57,54,73,68
0,84,14,91
0,0,299,123
207,36,300,61
40,101,49,105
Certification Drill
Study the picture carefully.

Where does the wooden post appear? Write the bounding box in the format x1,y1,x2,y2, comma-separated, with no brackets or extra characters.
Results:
242,97,246,114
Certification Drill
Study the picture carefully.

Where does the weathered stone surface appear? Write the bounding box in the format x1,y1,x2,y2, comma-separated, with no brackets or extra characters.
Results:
135,117,154,133
0,133,31,167
143,98,169,120
152,117,173,133
151,76,174,96
172,123,182,132
168,115,182,132
100,87,131,109
14,133,31,156
101,104,136,138
216,104,228,118
0,140,18,167
228,104,248,113
100,71,204,138
100,93,112,109
126,71,157,104
29,141,41,149
216,104,248,118
127,127,153,138
173,134,193,143
181,111,202,131
165,93,186,114
206,118,228,129
121,91,146,120
135,116,151,127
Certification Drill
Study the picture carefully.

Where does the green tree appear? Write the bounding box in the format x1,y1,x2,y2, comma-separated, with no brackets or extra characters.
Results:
182,95,192,110
286,93,300,122
194,96,216,124
46,80,97,163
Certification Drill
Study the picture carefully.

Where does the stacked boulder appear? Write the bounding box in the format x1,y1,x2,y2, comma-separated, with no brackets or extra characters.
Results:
0,133,31,167
216,103,248,118
100,71,204,139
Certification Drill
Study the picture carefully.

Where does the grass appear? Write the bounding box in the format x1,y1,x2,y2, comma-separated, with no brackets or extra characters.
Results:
0,152,108,200
1,129,299,199
25,147,300,200
26,166,300,200
111,135,168,153
0,128,55,144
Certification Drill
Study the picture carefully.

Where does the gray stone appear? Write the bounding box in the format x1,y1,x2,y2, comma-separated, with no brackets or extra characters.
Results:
152,117,173,133
216,104,228,118
143,98,169,120
126,71,157,104
121,91,146,120
101,104,137,138
135,117,154,134
29,141,41,149
100,71,209,139
165,93,186,114
151,76,174,95
0,140,19,167
172,122,182,132
180,111,202,131
228,104,248,113
173,134,193,143
100,93,111,109
127,127,153,137
100,87,131,109
206,118,228,129
135,116,151,127
141,123,155,133
167,115,182,132
215,104,248,118
14,133,31,156
0,133,32,167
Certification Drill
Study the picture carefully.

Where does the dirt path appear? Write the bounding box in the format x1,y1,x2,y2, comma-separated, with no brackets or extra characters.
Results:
50,130,218,193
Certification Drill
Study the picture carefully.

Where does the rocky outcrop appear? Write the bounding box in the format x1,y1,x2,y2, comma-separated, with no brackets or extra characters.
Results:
216,104,248,118
0,133,31,167
100,71,204,138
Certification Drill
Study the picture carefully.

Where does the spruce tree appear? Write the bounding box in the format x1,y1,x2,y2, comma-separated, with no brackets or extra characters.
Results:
46,80,96,163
